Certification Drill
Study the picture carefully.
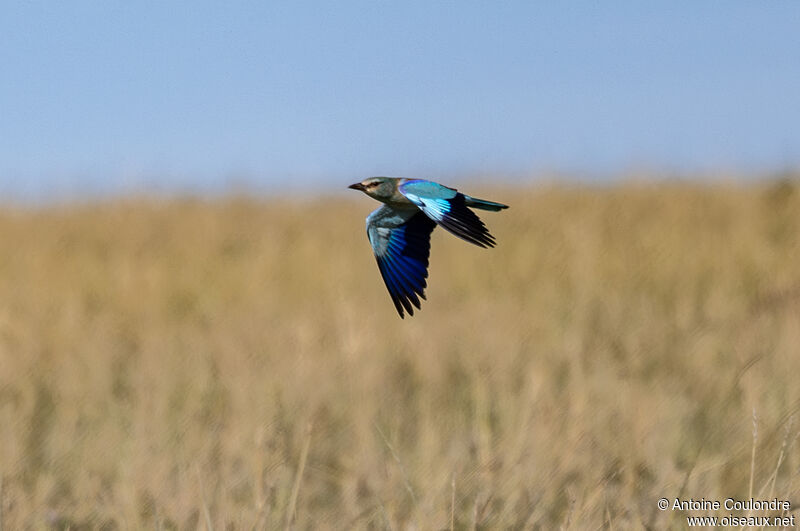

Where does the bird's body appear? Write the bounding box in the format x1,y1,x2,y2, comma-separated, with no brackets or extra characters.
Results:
349,177,508,317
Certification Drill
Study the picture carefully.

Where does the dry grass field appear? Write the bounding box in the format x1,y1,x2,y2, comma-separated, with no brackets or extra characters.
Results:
1,180,799,529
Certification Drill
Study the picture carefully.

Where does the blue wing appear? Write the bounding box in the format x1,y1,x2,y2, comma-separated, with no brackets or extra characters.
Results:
399,179,498,248
366,205,437,318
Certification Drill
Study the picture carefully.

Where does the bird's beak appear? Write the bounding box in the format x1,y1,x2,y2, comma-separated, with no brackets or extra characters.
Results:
348,182,366,191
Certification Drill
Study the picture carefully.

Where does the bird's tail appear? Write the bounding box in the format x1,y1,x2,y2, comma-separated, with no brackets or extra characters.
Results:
463,195,509,211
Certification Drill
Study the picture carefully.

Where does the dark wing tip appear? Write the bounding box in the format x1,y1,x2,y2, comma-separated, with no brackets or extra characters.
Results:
436,196,498,248
373,212,436,318
437,194,499,248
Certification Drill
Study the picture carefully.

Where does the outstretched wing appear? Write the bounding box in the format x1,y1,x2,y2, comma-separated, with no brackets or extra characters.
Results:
366,205,437,318
398,179,497,248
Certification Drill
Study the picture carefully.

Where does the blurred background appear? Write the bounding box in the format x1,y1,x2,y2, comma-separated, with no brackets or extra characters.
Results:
1,1,799,199
1,2,800,529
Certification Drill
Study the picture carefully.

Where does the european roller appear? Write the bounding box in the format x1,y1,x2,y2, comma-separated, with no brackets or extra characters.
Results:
349,177,509,318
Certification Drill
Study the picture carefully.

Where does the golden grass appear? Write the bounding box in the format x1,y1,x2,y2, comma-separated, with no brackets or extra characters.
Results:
0,180,799,529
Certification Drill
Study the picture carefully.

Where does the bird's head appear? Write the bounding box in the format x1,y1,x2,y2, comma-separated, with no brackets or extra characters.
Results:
348,177,396,201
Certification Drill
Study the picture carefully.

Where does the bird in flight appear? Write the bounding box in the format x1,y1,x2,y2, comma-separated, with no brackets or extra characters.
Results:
349,177,508,318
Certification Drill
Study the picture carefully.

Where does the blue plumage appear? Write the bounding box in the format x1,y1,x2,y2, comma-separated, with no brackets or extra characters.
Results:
350,177,508,317
400,180,499,247
370,209,435,316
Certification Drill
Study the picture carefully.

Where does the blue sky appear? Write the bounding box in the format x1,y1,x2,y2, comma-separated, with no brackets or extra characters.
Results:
1,2,799,198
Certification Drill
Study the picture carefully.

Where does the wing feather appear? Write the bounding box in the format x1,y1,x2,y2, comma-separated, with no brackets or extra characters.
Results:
366,205,437,318
399,180,497,248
